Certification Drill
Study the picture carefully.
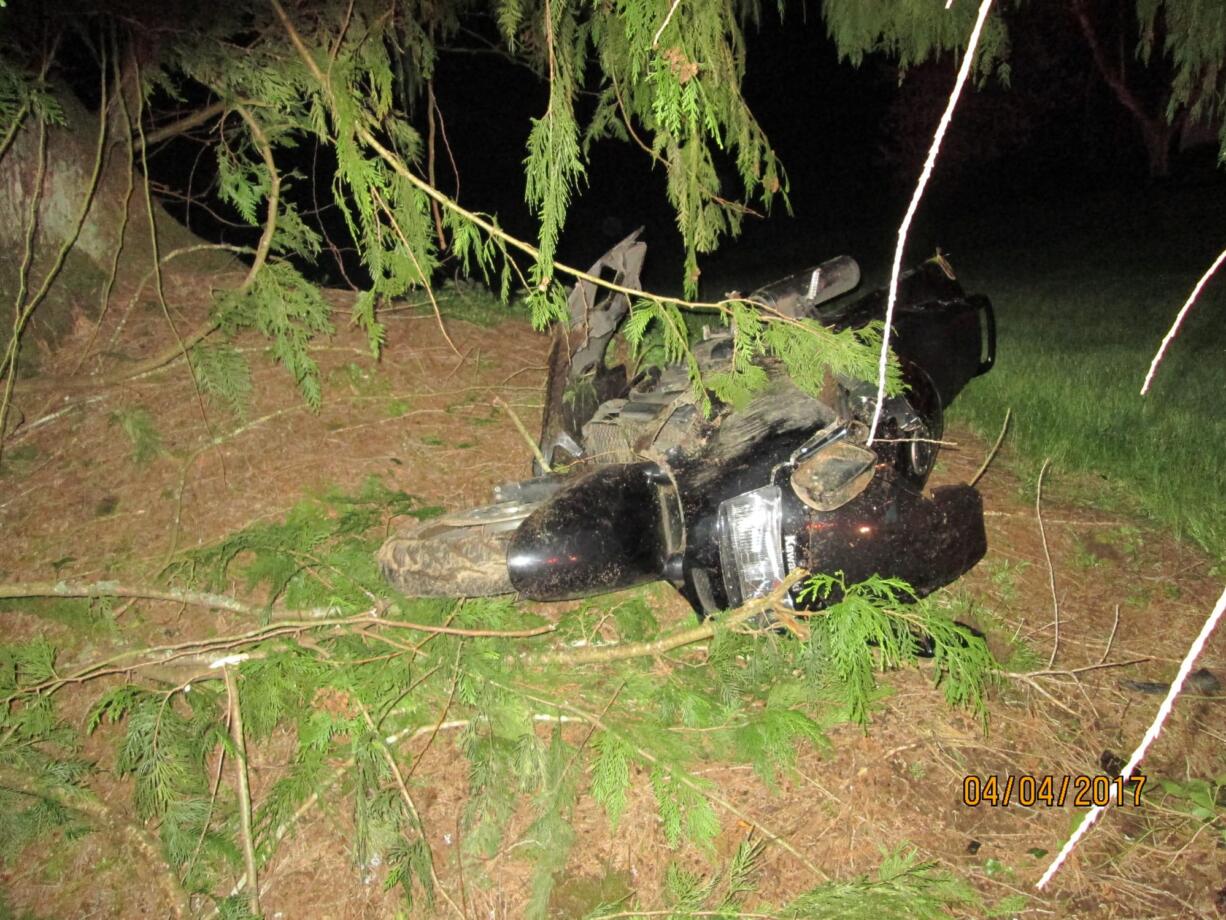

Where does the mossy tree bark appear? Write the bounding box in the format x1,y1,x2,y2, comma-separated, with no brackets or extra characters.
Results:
0,83,232,376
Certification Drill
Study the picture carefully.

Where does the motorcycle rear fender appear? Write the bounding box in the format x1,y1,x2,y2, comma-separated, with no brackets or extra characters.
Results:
507,462,683,600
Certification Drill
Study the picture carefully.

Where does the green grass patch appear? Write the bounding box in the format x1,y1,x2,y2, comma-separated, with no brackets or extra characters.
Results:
427,279,525,327
946,186,1226,563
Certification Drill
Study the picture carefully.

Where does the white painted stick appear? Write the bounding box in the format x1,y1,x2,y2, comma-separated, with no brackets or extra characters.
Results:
1036,584,1226,890
1140,247,1226,396
868,0,995,443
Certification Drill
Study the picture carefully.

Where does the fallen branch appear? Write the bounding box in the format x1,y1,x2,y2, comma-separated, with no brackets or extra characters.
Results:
1,575,818,691
0,581,556,701
0,581,552,639
500,678,829,882
222,666,261,917
524,569,808,667
1034,458,1060,669
0,580,251,614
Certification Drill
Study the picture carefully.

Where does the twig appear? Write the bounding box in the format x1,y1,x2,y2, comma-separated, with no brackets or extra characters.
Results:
223,665,261,917
1035,458,1060,668
970,407,1010,487
1100,604,1121,665
0,766,191,918
406,645,464,780
1009,673,1081,719
355,699,468,919
492,395,551,473
524,569,808,667
233,107,281,293
133,55,226,485
1141,247,1226,395
867,0,995,444
1008,657,1149,681
872,436,959,447
370,185,460,356
426,79,447,251
1037,585,1226,890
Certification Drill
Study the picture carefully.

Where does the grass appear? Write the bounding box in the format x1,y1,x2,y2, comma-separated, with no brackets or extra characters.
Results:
941,183,1226,563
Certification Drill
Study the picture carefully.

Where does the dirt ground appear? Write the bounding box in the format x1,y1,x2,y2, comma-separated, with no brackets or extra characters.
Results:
2,274,1225,919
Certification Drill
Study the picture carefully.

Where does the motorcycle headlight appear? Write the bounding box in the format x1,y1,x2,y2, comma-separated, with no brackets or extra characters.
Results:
716,485,787,609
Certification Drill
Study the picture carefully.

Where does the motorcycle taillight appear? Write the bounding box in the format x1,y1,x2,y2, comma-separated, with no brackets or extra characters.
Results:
716,486,787,609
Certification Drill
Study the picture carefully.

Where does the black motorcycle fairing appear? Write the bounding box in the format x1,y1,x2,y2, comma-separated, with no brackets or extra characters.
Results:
681,465,987,615
779,472,986,607
825,262,994,409
749,255,862,318
507,462,681,600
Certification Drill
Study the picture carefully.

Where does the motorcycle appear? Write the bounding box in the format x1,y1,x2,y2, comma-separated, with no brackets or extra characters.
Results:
378,230,996,616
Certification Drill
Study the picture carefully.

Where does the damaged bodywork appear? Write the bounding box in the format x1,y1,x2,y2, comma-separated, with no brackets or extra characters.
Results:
378,230,996,615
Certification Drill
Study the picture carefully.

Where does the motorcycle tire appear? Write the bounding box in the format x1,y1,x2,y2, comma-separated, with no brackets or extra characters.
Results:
895,367,944,487
378,519,516,597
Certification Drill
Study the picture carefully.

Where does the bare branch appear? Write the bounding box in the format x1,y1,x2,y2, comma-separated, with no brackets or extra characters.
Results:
525,568,809,667
137,99,228,150
223,666,261,917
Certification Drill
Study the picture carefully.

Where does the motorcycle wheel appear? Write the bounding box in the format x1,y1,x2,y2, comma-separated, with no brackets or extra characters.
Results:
896,369,944,487
378,503,535,597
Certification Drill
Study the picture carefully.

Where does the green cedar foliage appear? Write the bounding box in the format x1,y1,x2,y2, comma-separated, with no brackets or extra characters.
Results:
107,406,164,465
1137,0,1226,153
0,0,1030,415
0,481,999,912
1,2,1223,414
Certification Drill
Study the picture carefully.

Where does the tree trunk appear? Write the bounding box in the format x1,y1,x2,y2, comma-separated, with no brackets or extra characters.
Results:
1070,0,1176,179
0,84,230,375
1139,119,1174,179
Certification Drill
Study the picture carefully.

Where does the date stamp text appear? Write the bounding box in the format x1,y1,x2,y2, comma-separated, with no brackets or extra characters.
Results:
961,773,1145,808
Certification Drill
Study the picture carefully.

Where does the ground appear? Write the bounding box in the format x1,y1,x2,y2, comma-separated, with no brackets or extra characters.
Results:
1,273,1224,919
